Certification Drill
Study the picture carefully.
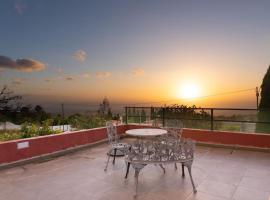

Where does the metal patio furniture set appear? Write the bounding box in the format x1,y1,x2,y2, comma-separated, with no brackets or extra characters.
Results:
104,121,197,196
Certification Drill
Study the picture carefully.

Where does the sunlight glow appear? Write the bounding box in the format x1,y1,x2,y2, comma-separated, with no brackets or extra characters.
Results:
178,82,200,99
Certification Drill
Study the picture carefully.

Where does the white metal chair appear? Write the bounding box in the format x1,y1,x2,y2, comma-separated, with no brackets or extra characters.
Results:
125,138,196,196
164,119,184,170
104,121,130,171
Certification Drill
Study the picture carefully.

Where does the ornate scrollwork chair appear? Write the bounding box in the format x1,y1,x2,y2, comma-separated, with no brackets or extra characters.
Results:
104,121,130,171
125,137,196,196
164,119,183,138
164,119,184,170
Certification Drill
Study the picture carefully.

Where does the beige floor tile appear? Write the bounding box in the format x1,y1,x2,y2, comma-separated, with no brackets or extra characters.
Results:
186,191,230,200
0,141,269,200
239,177,270,192
232,186,270,200
244,168,270,179
197,180,236,199
206,171,243,186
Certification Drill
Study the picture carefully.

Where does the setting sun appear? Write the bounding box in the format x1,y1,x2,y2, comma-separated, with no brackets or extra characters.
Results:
177,82,201,99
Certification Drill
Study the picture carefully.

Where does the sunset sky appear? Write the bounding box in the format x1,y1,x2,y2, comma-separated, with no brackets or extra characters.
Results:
1,0,270,112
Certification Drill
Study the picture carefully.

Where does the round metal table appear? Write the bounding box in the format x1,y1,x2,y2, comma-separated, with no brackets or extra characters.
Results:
126,128,167,137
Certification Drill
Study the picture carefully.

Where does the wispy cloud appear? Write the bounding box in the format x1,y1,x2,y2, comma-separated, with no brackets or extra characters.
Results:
42,87,52,91
96,72,111,79
11,78,25,85
44,79,51,83
131,67,145,77
81,73,91,78
0,55,46,72
65,76,74,81
55,68,63,74
56,75,63,80
14,0,26,15
72,50,86,62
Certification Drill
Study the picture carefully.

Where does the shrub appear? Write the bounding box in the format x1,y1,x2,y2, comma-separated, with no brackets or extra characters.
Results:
68,114,106,130
0,130,22,141
20,121,60,138
38,119,54,136
20,122,38,138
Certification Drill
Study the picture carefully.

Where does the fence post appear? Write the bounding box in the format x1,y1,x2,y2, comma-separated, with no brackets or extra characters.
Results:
211,108,214,131
162,107,165,127
139,111,141,124
125,107,128,124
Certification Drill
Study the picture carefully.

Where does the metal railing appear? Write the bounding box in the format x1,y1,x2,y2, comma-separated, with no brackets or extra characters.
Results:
124,106,270,134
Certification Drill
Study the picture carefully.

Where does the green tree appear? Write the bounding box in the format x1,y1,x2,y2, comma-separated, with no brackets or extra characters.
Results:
141,108,147,123
53,114,64,125
98,98,112,119
161,104,211,129
0,85,21,111
34,105,50,124
256,66,270,133
0,85,21,128
259,66,270,108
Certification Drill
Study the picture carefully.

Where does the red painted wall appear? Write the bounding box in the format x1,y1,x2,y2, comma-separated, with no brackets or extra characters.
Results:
182,128,270,149
0,124,270,165
0,125,128,165
126,125,270,149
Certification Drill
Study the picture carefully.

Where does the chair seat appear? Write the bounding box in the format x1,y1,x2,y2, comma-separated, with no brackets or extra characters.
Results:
112,143,130,149
105,121,130,171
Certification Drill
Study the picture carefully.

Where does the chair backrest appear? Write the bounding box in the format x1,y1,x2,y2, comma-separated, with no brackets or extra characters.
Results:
152,118,161,128
126,137,195,163
165,119,183,128
106,121,119,144
164,119,183,139
180,138,195,160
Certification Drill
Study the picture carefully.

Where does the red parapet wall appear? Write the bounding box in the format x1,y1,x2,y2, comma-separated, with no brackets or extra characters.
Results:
182,129,270,149
126,125,270,149
0,124,270,166
0,125,128,165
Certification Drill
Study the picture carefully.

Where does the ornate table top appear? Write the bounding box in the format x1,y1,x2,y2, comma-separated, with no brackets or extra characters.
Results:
125,128,167,137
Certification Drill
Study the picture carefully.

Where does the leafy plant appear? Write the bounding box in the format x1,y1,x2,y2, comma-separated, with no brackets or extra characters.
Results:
68,114,106,130
20,121,59,138
20,122,39,138
0,130,22,141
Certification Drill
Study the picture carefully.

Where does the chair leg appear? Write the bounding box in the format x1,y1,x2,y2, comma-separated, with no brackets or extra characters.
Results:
104,150,112,171
187,164,197,193
112,148,117,164
159,164,165,174
134,168,140,197
132,163,146,197
182,163,185,177
125,162,131,179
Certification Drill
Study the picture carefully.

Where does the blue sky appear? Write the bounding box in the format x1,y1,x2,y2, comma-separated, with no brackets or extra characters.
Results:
1,0,270,111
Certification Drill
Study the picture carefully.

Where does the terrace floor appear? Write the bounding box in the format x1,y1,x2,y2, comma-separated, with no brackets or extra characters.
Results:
1,138,270,200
